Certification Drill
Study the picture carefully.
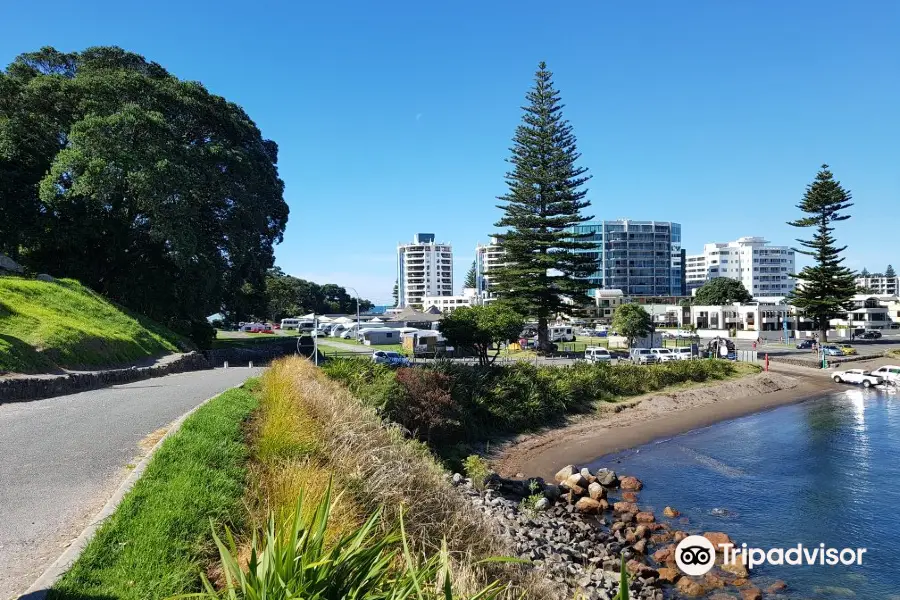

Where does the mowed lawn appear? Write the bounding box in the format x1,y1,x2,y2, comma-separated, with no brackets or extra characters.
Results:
0,277,186,374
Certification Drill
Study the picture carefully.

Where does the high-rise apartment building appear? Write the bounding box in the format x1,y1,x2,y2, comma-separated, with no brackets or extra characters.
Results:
571,220,684,297
474,238,505,296
855,273,898,296
396,233,453,308
685,237,796,296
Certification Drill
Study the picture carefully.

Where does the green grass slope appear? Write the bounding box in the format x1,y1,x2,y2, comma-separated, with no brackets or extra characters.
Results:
0,276,188,374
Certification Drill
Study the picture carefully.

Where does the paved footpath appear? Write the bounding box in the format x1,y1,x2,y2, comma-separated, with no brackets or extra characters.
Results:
0,367,262,600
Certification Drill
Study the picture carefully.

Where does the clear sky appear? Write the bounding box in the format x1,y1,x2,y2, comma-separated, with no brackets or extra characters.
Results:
3,1,898,303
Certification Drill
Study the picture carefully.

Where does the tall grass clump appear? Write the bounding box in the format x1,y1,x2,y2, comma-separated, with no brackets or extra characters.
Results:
184,484,510,600
262,356,553,599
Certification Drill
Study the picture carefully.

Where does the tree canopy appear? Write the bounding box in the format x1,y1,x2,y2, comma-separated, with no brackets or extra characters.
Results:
464,260,476,290
265,268,373,322
438,304,524,366
787,165,856,341
886,265,896,279
693,278,753,305
611,304,651,348
490,62,596,351
0,46,289,343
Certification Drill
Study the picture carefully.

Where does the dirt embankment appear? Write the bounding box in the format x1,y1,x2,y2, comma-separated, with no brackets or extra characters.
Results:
494,371,834,480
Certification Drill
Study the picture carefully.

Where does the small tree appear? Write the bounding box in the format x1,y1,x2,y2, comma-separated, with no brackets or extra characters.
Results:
438,304,525,366
464,260,477,289
788,165,856,342
612,304,651,348
694,278,753,305
392,279,398,307
860,267,870,278
886,265,896,279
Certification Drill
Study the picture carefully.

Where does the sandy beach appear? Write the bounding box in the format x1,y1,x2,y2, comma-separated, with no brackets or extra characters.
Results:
494,366,838,480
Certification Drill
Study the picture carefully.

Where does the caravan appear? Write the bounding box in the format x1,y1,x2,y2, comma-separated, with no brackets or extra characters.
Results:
548,325,576,342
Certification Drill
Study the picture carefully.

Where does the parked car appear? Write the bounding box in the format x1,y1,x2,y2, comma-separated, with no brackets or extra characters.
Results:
796,339,814,349
310,329,328,337
629,348,659,365
650,347,677,362
832,369,883,388
340,330,356,339
672,347,696,360
870,365,900,384
839,344,857,356
890,322,899,329
861,330,882,339
584,347,612,363
372,350,410,367
822,345,844,357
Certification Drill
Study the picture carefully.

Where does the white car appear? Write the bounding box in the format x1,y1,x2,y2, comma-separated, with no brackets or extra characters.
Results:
672,347,696,360
372,350,410,367
870,365,900,385
584,347,612,363
832,369,883,388
650,348,677,362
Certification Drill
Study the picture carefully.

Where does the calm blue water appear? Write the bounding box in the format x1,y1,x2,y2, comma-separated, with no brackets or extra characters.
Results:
588,387,900,598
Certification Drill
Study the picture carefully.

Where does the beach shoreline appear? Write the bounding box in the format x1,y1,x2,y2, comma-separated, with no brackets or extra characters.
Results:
493,367,837,480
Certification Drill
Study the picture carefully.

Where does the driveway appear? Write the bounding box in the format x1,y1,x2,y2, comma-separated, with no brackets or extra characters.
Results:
0,367,262,600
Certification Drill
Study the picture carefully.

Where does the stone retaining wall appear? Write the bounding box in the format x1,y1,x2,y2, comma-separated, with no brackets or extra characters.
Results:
0,352,210,403
202,339,315,367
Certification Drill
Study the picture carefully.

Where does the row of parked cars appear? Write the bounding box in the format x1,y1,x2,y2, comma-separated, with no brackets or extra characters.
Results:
584,346,696,364
832,365,900,388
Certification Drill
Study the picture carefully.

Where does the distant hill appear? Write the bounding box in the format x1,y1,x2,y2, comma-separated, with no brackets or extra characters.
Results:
0,277,190,375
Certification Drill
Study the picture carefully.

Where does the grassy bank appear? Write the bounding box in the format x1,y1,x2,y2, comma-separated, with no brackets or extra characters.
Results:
50,383,258,600
323,358,756,464
0,276,186,374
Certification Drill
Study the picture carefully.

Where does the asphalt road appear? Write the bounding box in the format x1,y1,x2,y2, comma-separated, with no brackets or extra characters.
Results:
0,367,261,600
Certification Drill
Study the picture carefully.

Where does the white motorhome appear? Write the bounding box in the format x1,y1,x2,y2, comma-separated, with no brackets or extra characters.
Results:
548,325,575,342
280,318,300,330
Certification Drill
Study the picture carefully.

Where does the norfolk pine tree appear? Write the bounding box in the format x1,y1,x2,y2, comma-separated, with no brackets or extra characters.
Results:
464,260,477,290
788,165,857,342
492,62,596,351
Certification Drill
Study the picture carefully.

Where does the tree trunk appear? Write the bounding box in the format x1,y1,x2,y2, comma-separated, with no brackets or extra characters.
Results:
537,316,552,353
820,327,828,344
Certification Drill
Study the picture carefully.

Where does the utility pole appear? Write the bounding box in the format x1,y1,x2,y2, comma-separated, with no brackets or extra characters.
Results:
347,286,361,343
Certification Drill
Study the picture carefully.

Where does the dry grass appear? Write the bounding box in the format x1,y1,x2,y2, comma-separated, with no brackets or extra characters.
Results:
264,356,556,600
138,426,170,454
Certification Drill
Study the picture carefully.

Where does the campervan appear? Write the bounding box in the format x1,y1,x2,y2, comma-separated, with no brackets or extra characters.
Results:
548,325,576,342
280,318,300,330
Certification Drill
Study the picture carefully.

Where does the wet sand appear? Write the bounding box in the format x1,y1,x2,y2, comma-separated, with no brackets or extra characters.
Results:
494,368,837,480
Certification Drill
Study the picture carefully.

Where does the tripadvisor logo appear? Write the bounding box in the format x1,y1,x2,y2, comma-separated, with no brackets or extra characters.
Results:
675,536,868,575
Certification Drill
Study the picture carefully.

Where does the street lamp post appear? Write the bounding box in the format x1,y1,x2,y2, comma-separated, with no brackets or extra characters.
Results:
347,286,361,343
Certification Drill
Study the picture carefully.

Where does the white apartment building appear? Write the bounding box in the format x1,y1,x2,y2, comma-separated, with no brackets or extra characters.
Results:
685,237,795,297
423,288,480,313
855,274,898,296
396,233,453,308
475,238,505,296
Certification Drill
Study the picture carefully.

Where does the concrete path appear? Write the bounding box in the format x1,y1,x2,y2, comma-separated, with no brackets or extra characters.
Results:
0,367,262,600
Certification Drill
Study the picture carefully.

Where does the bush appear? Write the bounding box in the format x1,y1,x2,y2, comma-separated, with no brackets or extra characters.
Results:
390,368,460,444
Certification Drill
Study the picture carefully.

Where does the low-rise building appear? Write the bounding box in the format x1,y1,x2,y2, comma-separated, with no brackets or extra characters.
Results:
423,288,481,312
689,302,792,333
827,295,894,330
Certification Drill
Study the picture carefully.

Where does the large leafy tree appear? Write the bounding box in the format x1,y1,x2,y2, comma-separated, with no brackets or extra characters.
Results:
438,304,524,366
693,278,753,305
612,304,652,348
788,165,856,342
264,269,372,322
491,62,596,351
0,46,289,342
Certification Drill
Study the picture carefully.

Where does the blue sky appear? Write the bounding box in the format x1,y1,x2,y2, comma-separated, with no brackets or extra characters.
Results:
3,1,898,303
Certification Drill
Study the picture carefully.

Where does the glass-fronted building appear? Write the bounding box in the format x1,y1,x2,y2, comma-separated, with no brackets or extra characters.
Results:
571,220,684,297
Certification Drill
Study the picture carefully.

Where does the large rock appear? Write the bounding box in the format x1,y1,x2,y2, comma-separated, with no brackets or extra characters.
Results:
543,483,562,501
673,530,688,543
621,491,639,502
588,482,607,500
36,273,56,282
657,567,680,583
554,464,576,483
566,472,589,490
595,468,619,487
663,506,680,518
0,254,24,273
575,497,603,514
703,531,733,550
580,467,597,484
614,501,639,514
484,474,546,497
534,497,550,511
635,511,656,523
767,581,787,593
676,577,706,597
720,560,749,578
632,539,647,554
620,475,644,491
633,524,649,539
740,588,762,600
626,560,658,578
704,572,726,589
652,545,676,563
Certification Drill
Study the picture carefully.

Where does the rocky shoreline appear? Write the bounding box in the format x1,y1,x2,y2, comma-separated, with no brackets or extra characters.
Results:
453,465,786,600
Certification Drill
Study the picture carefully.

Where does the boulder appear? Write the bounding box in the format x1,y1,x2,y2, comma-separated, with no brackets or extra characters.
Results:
36,273,56,282
732,578,748,587
597,498,610,511
632,539,647,554
484,473,546,497
633,524,649,539
676,577,706,597
595,468,619,487
663,506,680,518
673,530,688,543
704,572,726,589
657,567,679,583
619,511,635,523
650,532,672,544
767,580,787,593
614,501,639,514
580,467,597,484
566,472,589,490
575,497,603,514
703,531,733,550
555,465,577,483
0,254,24,273
611,521,626,532
620,475,644,491
626,560,658,578
543,484,562,501
652,545,676,564
720,561,749,578
740,588,762,600
635,511,656,523
621,491,639,502
534,497,550,511
587,482,607,501
451,472,464,486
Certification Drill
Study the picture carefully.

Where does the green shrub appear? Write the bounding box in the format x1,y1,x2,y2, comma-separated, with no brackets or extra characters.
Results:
390,368,460,444
462,455,492,491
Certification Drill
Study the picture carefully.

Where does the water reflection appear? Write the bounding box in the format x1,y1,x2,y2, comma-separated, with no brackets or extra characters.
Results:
589,388,900,598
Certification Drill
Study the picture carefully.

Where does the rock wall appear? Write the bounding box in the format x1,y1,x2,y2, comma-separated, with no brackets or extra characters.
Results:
202,338,315,367
0,352,210,403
